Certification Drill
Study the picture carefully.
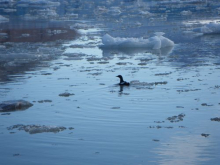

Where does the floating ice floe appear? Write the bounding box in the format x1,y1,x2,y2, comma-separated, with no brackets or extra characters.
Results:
21,33,30,37
0,45,6,49
95,6,108,14
59,92,75,97
22,14,38,20
101,33,174,49
7,124,67,134
193,23,220,34
139,11,154,17
71,23,94,29
0,15,9,23
180,10,192,16
0,33,8,38
38,9,58,17
0,100,33,112
108,6,122,15
3,9,17,13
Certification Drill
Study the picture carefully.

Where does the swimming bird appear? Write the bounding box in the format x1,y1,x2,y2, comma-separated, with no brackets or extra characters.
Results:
116,75,130,86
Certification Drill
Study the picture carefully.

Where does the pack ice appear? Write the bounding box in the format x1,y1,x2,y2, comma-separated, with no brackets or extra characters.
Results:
101,32,174,49
193,23,220,34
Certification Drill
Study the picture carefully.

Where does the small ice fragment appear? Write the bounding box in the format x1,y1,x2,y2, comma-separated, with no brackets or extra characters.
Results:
139,11,153,17
59,92,75,97
154,32,165,36
21,34,30,37
0,33,8,37
181,10,192,16
0,100,33,112
0,15,9,23
3,9,17,13
0,45,6,49
53,66,60,70
108,7,121,15
7,124,67,134
70,23,92,29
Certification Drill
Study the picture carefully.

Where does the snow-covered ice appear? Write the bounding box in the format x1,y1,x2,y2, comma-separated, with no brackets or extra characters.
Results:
101,33,174,49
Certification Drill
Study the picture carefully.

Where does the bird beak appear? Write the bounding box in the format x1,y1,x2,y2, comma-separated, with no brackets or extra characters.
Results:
116,76,119,77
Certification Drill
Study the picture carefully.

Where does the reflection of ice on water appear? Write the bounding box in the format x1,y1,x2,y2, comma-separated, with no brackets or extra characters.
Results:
157,135,214,165
101,46,174,57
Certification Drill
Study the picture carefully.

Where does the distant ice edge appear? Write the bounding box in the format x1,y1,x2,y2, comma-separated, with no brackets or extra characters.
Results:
101,33,174,50
193,22,220,35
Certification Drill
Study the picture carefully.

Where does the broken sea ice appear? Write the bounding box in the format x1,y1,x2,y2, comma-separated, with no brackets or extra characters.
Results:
101,32,174,49
7,124,67,134
193,22,220,34
0,100,33,112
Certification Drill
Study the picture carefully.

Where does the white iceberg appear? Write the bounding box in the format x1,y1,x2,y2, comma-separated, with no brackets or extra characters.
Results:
101,33,174,49
193,23,220,34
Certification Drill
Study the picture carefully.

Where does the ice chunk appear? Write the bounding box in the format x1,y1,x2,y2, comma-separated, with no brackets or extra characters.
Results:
71,23,93,29
3,9,17,13
101,33,174,49
59,92,75,97
0,100,33,112
95,6,108,14
7,124,66,134
0,45,6,49
139,11,153,17
23,14,38,20
181,10,192,16
21,33,30,37
108,7,121,15
193,23,220,34
149,36,161,49
0,33,8,38
0,15,9,23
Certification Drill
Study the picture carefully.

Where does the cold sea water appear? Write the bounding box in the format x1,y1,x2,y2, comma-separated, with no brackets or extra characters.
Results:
0,0,220,164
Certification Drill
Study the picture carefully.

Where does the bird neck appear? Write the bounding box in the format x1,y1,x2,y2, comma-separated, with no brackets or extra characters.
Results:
119,77,124,83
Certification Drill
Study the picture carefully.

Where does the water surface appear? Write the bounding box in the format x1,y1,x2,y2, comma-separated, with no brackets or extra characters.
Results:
0,0,220,164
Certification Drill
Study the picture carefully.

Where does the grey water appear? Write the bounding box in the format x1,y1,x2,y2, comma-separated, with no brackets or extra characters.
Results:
0,0,220,164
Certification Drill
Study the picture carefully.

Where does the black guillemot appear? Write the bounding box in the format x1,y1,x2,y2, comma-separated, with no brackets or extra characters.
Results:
116,75,130,86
